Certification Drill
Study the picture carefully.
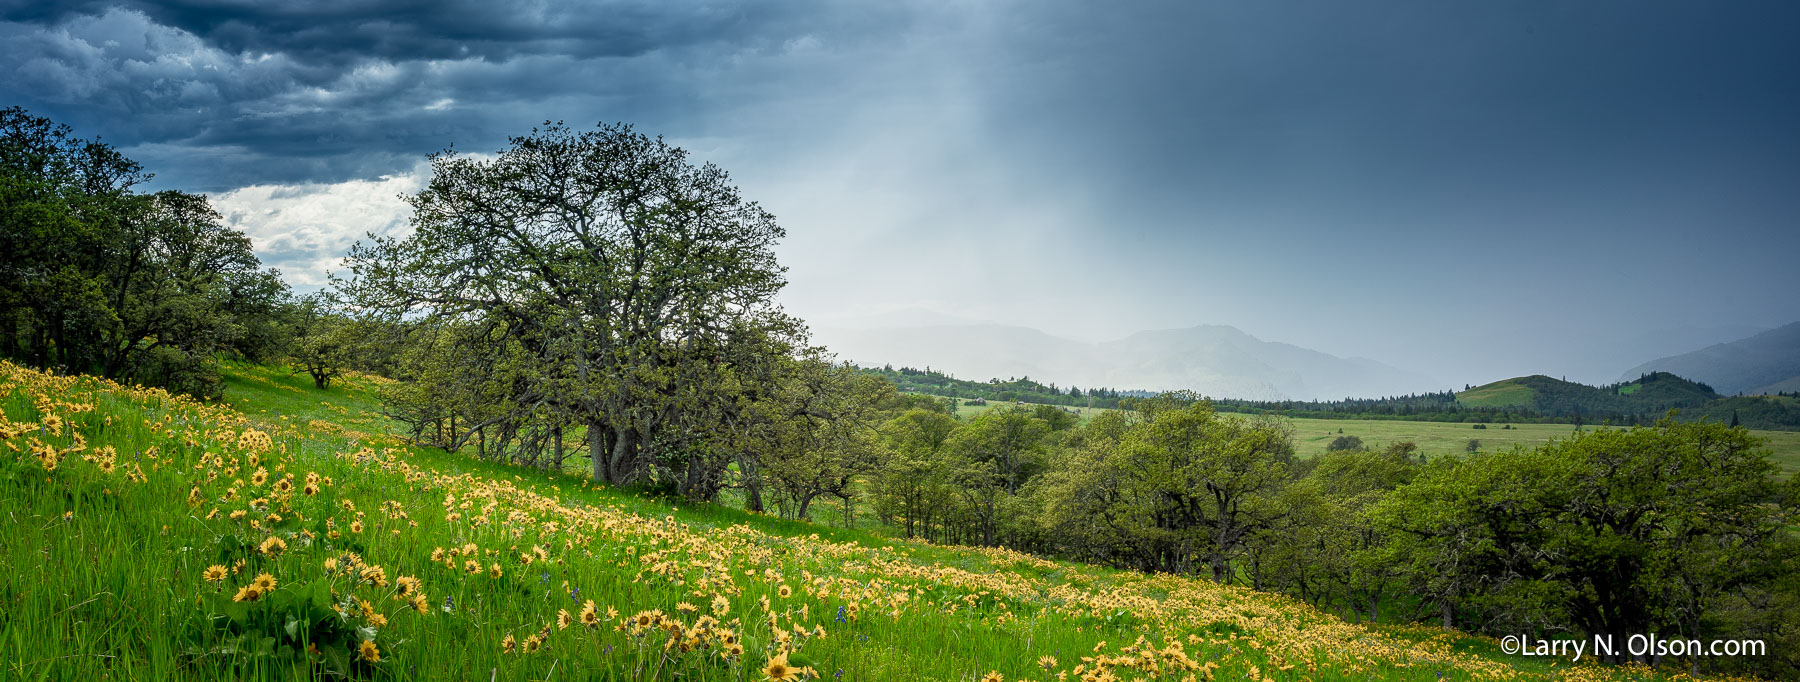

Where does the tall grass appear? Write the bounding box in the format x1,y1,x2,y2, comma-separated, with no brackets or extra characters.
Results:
0,361,1745,680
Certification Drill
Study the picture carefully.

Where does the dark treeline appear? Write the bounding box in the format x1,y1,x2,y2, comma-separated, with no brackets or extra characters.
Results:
0,107,415,401
0,107,289,397
1207,393,1653,426
1216,372,1800,430
1210,391,1540,422
8,111,1797,677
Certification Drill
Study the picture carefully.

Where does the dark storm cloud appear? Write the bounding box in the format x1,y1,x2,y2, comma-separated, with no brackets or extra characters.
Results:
4,0,828,63
0,0,892,189
968,2,1800,224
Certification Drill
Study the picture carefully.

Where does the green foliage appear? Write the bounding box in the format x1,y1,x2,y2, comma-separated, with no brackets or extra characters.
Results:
0,107,288,397
196,575,375,677
1692,395,1800,430
339,121,797,490
1373,419,1799,671
284,294,358,389
753,354,897,522
1035,402,1295,582
871,408,961,538
1259,447,1419,622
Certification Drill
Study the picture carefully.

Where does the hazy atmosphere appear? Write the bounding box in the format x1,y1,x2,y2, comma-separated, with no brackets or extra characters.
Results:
5,0,1798,387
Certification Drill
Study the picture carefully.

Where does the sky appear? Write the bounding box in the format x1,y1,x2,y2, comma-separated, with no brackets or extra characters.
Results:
3,1,1798,387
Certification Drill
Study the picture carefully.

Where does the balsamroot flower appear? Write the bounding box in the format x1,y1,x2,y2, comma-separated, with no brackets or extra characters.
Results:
358,639,380,663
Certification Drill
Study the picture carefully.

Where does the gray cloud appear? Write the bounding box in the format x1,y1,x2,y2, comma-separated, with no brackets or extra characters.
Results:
0,1,896,189
4,1,1798,386
4,0,841,63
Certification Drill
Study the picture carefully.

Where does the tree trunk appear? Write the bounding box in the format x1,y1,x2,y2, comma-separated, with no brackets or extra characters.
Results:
589,418,608,483
796,492,817,521
608,428,637,485
982,497,997,546
1209,551,1230,584
682,459,703,500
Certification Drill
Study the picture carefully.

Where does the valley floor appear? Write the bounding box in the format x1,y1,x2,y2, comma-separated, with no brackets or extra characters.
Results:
949,397,1800,473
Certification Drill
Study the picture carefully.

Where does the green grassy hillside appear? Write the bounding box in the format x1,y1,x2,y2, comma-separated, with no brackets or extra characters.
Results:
1456,372,1718,416
0,361,1764,680
1452,380,1538,408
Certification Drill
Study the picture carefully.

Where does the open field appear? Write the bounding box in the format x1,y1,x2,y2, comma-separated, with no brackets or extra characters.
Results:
2,361,1746,681
1278,416,1800,472
950,397,1112,422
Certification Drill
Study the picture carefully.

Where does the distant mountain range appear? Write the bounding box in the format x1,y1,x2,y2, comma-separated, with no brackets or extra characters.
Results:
811,324,1436,401
813,319,1800,405
1621,322,1800,396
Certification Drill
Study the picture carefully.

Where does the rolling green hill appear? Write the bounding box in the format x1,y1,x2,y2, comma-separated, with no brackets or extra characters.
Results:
1456,372,1719,419
1453,380,1538,408
3,360,1761,681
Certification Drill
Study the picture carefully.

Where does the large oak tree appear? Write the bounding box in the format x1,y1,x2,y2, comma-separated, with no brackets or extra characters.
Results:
341,122,787,486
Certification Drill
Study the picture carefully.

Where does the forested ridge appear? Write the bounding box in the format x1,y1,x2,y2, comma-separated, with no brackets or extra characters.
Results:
6,109,1800,679
857,364,1138,408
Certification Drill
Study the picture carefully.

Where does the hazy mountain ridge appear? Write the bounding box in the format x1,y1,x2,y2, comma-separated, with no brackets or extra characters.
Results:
813,323,1434,401
1621,322,1800,395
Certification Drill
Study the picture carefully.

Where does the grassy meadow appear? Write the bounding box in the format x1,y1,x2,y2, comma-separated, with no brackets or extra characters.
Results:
1285,418,1800,472
950,398,1111,422
0,360,1770,681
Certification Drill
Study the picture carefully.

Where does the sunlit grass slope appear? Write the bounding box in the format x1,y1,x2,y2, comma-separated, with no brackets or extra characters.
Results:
0,361,1750,680
1454,380,1539,408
